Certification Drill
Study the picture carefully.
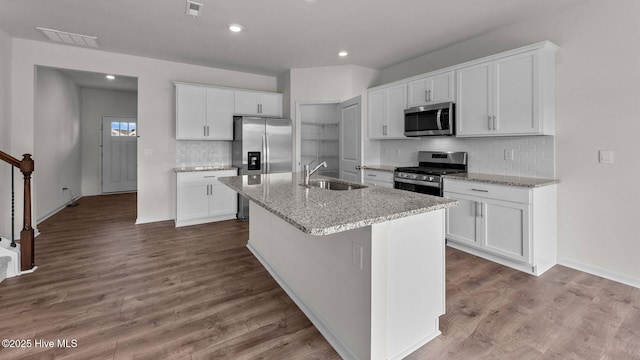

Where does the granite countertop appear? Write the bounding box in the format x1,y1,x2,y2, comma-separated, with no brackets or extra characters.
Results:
361,165,397,173
219,172,457,236
174,165,238,173
443,173,559,188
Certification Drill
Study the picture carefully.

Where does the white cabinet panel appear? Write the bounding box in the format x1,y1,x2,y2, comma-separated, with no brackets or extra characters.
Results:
456,63,493,136
206,87,234,140
367,83,407,139
234,90,283,117
176,84,207,139
445,194,479,247
178,182,210,221
483,199,530,263
494,52,538,134
175,83,234,140
176,170,238,227
444,178,556,275
407,71,454,108
363,169,394,188
455,43,556,137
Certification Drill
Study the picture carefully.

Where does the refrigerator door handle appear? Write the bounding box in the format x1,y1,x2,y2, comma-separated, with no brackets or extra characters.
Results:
262,134,267,174
265,132,270,174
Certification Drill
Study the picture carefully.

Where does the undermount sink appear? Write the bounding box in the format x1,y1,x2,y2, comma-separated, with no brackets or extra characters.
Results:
306,179,367,191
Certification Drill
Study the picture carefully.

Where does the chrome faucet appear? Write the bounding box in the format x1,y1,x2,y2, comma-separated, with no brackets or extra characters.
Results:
304,160,327,186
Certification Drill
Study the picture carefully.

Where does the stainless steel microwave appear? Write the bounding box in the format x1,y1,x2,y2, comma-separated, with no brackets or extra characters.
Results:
404,102,455,137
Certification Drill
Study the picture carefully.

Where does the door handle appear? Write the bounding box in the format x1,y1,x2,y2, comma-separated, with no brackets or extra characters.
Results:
265,133,270,173
355,165,362,170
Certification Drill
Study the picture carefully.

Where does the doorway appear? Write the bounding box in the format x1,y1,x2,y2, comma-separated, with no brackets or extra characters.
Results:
296,102,341,177
101,116,138,193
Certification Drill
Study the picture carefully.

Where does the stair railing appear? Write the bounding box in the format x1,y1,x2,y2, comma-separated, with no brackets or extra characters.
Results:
0,151,34,271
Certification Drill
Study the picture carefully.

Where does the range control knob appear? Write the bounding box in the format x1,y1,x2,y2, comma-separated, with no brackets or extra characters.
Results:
410,174,418,180
420,175,428,181
428,176,435,182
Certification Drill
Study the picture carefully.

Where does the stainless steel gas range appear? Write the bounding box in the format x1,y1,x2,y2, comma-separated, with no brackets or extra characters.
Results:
394,151,467,196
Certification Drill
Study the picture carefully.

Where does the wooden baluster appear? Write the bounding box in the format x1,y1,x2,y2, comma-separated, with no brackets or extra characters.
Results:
19,154,34,271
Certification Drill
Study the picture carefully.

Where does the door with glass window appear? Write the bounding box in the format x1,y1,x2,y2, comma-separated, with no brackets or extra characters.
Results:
102,116,137,193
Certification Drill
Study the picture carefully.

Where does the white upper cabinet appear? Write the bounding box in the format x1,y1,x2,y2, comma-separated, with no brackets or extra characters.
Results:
234,90,283,117
456,42,557,137
407,70,454,108
368,82,407,139
175,83,234,140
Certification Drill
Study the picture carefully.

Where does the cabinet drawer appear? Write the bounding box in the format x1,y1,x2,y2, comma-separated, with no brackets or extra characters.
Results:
177,170,237,184
443,178,530,204
363,169,394,183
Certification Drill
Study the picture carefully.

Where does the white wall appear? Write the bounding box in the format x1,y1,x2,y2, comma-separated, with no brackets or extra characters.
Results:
81,88,137,196
0,29,12,239
288,65,380,171
10,38,277,225
377,0,640,286
34,67,82,222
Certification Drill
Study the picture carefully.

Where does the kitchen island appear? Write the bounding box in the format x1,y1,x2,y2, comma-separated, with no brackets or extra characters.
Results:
219,172,457,360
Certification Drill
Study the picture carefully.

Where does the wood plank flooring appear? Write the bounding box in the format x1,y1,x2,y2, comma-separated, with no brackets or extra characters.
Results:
0,193,638,359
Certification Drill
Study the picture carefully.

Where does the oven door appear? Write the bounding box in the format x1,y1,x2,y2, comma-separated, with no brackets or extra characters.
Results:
394,177,442,196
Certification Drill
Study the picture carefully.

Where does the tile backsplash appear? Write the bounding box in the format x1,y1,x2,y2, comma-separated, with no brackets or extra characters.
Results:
379,136,555,179
176,140,231,167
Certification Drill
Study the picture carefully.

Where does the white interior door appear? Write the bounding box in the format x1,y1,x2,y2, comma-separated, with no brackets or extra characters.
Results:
102,116,137,193
339,96,361,182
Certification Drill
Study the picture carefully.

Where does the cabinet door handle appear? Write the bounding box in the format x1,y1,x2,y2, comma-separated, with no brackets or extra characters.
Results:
488,115,492,130
428,90,432,102
355,165,362,170
425,90,428,102
479,203,483,217
475,202,480,217
471,188,489,192
203,176,217,178
493,115,498,130
204,126,207,136
367,174,377,177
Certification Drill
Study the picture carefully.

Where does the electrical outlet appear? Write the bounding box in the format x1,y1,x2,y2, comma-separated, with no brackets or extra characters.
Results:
352,243,363,270
504,149,514,161
599,150,614,164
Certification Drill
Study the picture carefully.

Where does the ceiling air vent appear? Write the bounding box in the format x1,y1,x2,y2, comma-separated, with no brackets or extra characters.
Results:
185,1,203,17
36,27,98,48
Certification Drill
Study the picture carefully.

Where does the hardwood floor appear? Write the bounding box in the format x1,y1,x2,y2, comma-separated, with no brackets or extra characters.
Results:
0,193,638,359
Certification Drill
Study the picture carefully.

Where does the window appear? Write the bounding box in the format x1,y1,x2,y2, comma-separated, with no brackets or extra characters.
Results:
111,122,137,137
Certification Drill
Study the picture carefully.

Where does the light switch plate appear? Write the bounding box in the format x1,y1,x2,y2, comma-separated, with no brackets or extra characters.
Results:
599,150,614,164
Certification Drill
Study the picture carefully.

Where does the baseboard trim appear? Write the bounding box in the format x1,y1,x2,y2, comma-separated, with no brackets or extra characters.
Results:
37,196,82,224
557,257,640,289
247,243,361,360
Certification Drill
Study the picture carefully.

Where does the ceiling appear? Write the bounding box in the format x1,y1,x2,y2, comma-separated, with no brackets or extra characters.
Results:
51,68,138,92
1,0,584,77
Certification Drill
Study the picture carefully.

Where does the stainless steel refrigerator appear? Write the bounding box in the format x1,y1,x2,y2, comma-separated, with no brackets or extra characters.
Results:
232,116,292,219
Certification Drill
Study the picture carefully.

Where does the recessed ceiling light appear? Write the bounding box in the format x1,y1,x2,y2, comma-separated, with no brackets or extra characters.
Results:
106,75,115,80
338,51,348,57
229,24,243,33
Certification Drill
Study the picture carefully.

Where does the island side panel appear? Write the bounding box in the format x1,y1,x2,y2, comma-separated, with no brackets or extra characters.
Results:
372,210,446,360
247,201,373,360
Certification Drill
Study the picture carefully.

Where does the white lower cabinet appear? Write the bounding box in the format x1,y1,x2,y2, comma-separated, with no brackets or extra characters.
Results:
444,178,556,275
362,169,394,188
176,170,238,227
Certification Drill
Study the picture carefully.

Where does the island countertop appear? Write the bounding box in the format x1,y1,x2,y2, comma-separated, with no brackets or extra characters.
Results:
219,172,457,236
